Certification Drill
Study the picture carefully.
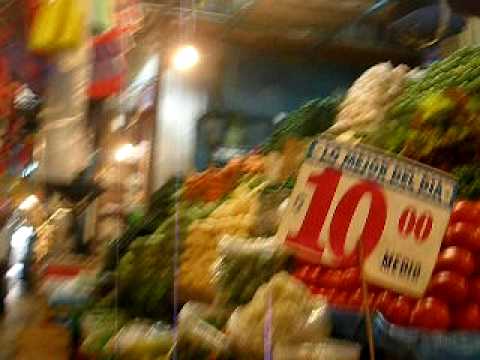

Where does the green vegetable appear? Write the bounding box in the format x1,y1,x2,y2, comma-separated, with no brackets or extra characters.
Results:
262,95,343,153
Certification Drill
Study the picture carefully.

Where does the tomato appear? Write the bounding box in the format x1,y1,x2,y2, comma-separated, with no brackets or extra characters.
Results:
427,271,469,304
331,291,349,308
347,288,363,310
444,223,480,252
385,296,413,327
318,269,343,288
469,277,480,303
410,297,451,331
373,290,395,315
292,264,312,282
450,201,480,224
453,303,480,330
435,246,476,276
307,266,322,285
340,267,361,290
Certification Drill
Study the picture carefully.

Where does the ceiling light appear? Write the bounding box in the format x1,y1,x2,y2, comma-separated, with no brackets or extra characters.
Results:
172,45,200,71
115,144,135,162
19,195,39,211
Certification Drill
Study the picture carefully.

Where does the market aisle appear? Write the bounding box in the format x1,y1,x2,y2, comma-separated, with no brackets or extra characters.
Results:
0,283,69,359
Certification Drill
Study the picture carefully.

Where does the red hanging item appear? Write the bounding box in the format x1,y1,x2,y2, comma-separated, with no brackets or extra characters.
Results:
89,27,126,99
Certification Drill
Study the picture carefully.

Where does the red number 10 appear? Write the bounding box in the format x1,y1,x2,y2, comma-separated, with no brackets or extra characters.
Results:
286,168,387,265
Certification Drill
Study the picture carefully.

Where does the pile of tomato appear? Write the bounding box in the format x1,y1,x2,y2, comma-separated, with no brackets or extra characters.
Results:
292,200,480,332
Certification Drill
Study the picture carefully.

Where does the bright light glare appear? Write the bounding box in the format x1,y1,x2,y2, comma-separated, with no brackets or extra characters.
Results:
11,226,34,249
19,195,39,211
115,143,134,162
173,45,200,71
6,263,24,278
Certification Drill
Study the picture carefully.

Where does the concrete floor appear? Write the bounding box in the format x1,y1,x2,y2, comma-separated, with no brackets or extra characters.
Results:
0,284,40,359
0,282,69,359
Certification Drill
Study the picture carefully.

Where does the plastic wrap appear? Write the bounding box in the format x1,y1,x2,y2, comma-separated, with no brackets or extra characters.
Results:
105,320,173,358
226,272,331,358
80,309,128,356
177,302,231,359
213,236,290,305
180,302,233,330
273,340,361,360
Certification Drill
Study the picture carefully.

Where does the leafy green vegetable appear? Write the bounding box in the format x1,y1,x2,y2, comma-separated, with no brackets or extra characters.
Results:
454,165,480,200
262,95,343,153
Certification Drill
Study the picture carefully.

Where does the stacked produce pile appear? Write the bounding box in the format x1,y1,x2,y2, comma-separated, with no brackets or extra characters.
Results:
262,95,341,153
213,236,290,306
226,272,360,360
292,200,480,332
331,63,409,134
364,47,480,190
179,177,265,301
108,200,218,319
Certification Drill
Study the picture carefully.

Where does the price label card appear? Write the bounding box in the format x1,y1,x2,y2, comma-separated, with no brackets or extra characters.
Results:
278,135,457,297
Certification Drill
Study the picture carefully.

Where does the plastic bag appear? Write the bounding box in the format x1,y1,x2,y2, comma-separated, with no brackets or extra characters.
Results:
180,302,233,330
177,303,231,359
213,236,290,305
273,340,361,360
80,309,127,355
226,272,331,358
105,320,173,358
28,0,85,53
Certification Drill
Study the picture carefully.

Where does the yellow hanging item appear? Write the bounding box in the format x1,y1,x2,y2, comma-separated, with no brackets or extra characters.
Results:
28,0,84,53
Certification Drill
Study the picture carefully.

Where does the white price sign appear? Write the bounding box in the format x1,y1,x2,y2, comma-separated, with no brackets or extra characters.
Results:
277,136,457,297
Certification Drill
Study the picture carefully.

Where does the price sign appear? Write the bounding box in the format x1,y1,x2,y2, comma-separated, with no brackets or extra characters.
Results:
277,136,457,297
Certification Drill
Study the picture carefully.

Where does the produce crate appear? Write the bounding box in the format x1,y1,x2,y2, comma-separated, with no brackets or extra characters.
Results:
373,314,480,360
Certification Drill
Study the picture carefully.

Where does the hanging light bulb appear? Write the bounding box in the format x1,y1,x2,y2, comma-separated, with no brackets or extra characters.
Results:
115,144,135,162
172,45,200,71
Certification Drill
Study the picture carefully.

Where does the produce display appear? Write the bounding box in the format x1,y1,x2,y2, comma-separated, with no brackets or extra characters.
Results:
103,177,182,271
112,200,218,319
179,177,264,301
389,47,480,120
262,95,342,153
226,272,334,359
214,236,290,305
331,63,409,134
292,200,480,332
84,46,480,359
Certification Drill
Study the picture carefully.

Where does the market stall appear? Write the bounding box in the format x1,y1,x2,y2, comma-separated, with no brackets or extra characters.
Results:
76,28,480,358
4,1,480,360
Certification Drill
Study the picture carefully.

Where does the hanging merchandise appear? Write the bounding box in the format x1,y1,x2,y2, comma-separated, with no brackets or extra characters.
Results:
89,27,127,99
115,0,143,36
91,0,114,35
28,0,85,54
40,0,93,183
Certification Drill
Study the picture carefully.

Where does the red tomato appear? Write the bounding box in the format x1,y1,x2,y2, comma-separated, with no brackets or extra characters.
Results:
319,269,343,288
453,303,480,330
435,246,476,276
427,271,469,304
307,266,322,285
292,264,312,282
410,297,451,331
374,290,395,315
347,288,363,310
331,291,349,308
450,201,480,224
469,277,480,303
385,296,413,326
324,288,337,302
340,267,361,290
444,223,480,252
